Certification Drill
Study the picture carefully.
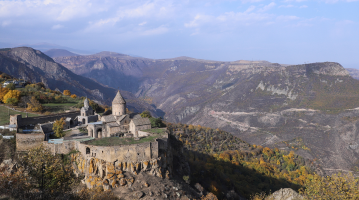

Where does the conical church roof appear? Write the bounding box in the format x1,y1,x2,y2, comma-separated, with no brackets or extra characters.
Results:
112,90,126,104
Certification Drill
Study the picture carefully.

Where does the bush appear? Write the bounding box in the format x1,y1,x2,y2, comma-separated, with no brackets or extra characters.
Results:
5,98,18,106
63,90,71,96
140,110,152,118
5,83,15,90
149,117,165,128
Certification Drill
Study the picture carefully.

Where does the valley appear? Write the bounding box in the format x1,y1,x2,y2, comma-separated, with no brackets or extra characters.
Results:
52,50,359,175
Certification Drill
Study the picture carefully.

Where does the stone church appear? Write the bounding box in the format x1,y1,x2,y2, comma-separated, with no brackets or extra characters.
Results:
86,91,151,139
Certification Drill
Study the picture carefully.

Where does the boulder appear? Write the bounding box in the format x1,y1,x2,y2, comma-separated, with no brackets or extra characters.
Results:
133,191,144,199
266,188,304,200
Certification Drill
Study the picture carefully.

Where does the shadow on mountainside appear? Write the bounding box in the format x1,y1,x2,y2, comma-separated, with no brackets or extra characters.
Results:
183,150,302,199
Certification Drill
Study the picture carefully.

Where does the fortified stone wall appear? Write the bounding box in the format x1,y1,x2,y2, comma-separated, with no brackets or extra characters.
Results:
42,140,77,155
11,111,79,127
23,132,174,191
16,133,45,151
68,136,173,190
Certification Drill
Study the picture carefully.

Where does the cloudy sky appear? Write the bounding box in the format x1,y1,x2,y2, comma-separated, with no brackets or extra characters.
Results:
0,0,358,67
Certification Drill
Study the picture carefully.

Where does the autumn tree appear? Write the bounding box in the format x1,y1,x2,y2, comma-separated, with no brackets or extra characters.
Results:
63,90,71,96
0,87,9,102
300,172,359,199
53,117,66,138
2,89,21,103
27,96,43,112
70,94,77,98
140,110,152,118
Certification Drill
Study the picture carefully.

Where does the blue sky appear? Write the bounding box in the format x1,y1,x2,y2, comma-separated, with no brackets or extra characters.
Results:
0,0,358,68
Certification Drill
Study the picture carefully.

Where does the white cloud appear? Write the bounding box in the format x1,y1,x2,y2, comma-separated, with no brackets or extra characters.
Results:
283,0,307,2
245,5,256,13
139,21,147,26
141,26,168,36
299,5,308,8
0,0,108,21
52,24,64,30
323,0,359,3
279,4,295,8
185,14,211,28
2,21,11,27
276,15,300,21
85,1,176,32
258,2,276,12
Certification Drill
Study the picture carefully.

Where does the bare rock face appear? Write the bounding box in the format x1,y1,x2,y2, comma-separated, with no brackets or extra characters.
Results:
305,62,349,76
266,188,304,200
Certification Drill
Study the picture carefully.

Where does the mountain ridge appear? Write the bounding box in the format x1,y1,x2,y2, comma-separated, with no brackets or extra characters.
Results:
0,47,158,114
52,52,359,174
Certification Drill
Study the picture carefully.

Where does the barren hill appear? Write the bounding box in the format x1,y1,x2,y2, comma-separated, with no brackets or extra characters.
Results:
53,53,359,174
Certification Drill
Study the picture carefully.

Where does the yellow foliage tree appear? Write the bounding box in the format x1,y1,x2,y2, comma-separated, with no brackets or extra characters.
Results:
3,90,21,103
0,87,9,102
27,96,43,112
300,172,359,199
188,124,194,130
53,117,66,138
63,90,71,96
70,94,77,99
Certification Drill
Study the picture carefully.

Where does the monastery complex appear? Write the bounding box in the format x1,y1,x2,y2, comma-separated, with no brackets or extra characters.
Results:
10,91,174,191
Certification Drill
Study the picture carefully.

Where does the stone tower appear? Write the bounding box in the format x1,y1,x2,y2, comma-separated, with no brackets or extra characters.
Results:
112,91,126,116
84,97,89,108
81,97,94,116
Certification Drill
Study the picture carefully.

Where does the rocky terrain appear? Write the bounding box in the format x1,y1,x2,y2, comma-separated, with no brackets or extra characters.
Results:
52,52,359,174
0,47,157,114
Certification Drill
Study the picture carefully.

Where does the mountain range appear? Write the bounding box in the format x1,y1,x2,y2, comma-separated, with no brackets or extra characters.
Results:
0,47,157,114
2,46,359,174
50,49,359,175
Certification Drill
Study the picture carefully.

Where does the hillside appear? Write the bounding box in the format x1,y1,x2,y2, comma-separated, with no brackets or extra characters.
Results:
44,49,79,58
0,47,157,114
53,53,359,174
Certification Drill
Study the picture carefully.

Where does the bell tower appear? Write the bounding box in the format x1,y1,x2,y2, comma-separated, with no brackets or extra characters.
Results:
112,91,126,116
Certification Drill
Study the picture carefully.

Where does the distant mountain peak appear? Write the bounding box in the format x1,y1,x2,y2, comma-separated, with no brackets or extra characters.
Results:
44,49,79,58
93,51,129,57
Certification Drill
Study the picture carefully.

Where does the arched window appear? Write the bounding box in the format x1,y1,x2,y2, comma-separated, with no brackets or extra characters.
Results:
86,147,90,154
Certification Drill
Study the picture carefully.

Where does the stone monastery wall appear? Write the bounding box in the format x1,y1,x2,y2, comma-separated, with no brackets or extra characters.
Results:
42,134,169,164
16,133,45,152
11,111,79,127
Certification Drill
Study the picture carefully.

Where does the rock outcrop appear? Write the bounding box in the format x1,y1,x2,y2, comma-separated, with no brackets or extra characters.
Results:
266,188,304,200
